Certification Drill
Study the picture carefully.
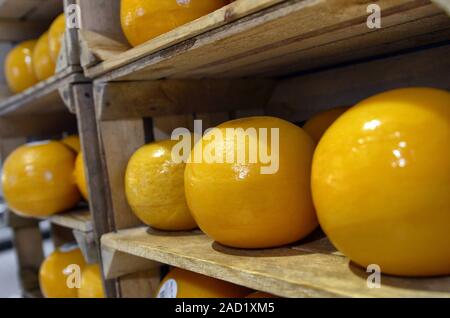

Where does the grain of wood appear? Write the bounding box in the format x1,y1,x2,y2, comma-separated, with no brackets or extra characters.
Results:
81,0,284,71
0,70,83,117
97,120,145,230
94,79,275,121
73,229,98,264
49,209,93,232
102,246,158,279
267,44,450,122
102,227,450,298
82,0,449,80
73,84,119,296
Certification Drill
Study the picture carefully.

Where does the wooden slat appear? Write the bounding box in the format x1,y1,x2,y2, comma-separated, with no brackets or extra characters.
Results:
73,229,98,264
101,246,158,279
77,0,128,68
102,227,450,298
79,0,284,67
73,84,119,297
267,44,450,122
50,224,76,248
93,79,275,121
0,112,77,138
97,119,145,230
49,208,93,232
83,0,450,80
0,69,83,116
0,69,88,138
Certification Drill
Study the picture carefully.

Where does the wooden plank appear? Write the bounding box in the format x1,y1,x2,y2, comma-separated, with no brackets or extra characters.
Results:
119,269,161,298
79,0,284,66
0,69,83,117
0,112,77,138
62,0,81,67
73,84,119,297
152,114,194,141
0,70,86,138
184,6,450,78
102,227,450,298
50,224,76,248
49,208,93,232
73,229,98,264
96,119,145,230
267,44,450,122
77,0,128,68
10,216,45,298
101,246,158,279
94,79,275,121
83,0,450,80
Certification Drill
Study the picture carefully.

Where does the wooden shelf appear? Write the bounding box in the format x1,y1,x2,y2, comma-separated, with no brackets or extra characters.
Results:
82,0,450,81
0,69,84,138
49,208,92,233
101,227,450,298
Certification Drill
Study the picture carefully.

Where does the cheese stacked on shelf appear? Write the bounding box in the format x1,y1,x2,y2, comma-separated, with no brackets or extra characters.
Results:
1,140,81,218
312,87,450,277
156,268,251,298
39,245,86,298
185,117,318,249
3,13,65,93
4,40,39,93
125,140,197,231
121,0,229,47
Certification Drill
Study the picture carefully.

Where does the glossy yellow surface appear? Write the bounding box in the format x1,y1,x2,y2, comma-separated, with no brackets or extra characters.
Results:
312,87,450,277
125,140,197,230
185,116,318,248
61,135,81,153
78,264,105,298
5,40,39,93
32,32,56,81
48,14,65,62
1,141,81,217
39,246,86,298
303,106,350,143
74,152,89,201
121,0,228,47
156,268,251,298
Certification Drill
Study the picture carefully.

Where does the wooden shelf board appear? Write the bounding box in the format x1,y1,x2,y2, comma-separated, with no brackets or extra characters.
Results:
0,67,83,117
85,0,450,81
102,227,450,298
50,208,93,233
0,68,86,138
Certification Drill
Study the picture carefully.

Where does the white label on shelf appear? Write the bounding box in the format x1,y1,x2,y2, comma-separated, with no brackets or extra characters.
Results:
157,279,178,298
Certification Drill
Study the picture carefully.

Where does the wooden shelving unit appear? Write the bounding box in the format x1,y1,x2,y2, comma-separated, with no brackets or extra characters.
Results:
79,0,450,80
49,208,92,233
69,0,450,298
102,227,450,298
1,0,449,298
0,0,106,298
